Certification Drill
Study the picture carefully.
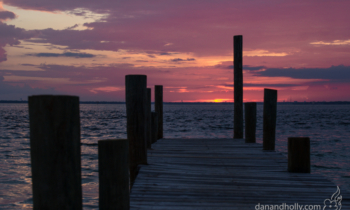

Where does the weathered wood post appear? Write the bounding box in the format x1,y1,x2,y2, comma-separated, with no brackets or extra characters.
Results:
151,111,158,144
125,75,147,182
245,102,256,143
155,85,163,140
288,137,310,173
146,88,152,149
98,139,130,210
263,88,277,150
28,95,82,210
234,35,243,139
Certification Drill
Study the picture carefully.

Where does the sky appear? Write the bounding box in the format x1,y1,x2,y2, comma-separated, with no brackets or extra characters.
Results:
0,0,349,102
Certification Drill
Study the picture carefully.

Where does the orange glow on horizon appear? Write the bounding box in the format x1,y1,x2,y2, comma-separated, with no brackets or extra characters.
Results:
172,99,234,103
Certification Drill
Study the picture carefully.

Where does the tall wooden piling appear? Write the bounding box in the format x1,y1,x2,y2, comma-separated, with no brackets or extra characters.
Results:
234,35,243,139
245,102,256,143
98,139,130,210
151,111,158,144
288,137,310,173
28,95,82,210
125,75,147,182
146,88,152,149
155,85,163,139
263,88,278,150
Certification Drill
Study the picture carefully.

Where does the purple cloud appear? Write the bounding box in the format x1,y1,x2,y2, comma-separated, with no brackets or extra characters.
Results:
252,65,350,82
171,58,196,62
0,23,38,62
1,0,350,101
28,52,96,58
0,75,60,100
0,11,16,20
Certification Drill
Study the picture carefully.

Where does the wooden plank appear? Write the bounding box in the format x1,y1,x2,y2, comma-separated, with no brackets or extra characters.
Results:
130,138,349,210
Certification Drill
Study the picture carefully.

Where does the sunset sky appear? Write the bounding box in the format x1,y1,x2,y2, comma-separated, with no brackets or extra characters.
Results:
0,0,349,102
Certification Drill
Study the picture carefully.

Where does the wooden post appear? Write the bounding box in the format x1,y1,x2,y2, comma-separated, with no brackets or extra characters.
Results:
125,75,147,183
263,88,277,150
146,88,151,149
155,85,163,140
288,137,310,173
28,95,82,210
245,102,256,143
151,111,158,144
98,139,130,210
234,35,243,139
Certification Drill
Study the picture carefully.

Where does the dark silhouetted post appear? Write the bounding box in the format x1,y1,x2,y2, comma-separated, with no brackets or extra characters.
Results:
151,111,158,144
155,85,163,139
234,35,243,139
146,88,151,149
245,102,256,143
263,88,277,150
288,137,310,173
125,75,147,182
98,139,130,210
28,95,82,210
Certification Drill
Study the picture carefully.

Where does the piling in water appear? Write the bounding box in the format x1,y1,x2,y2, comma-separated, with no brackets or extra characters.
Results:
245,102,256,143
146,88,151,149
234,35,243,139
28,95,82,210
263,88,277,150
155,85,163,139
98,139,130,210
151,111,158,144
288,137,310,173
125,75,147,182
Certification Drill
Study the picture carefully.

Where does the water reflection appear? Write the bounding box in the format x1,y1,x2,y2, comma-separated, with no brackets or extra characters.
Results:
0,103,349,209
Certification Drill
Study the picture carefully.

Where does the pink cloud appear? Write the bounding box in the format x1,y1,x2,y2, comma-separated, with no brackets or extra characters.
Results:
1,63,350,102
1,0,350,101
8,1,344,55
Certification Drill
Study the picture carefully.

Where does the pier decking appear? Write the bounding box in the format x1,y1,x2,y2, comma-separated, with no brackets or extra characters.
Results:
130,138,349,209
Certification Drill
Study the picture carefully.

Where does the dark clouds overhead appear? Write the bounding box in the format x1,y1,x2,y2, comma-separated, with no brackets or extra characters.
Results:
0,76,60,100
171,58,196,62
28,52,96,58
243,65,266,71
0,10,16,20
0,23,38,62
253,65,350,81
1,0,350,101
5,0,350,59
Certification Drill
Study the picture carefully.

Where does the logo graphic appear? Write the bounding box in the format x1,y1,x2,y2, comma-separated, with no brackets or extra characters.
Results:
323,186,342,210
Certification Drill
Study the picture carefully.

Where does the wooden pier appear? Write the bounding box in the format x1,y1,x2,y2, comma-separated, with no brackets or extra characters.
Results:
130,138,349,209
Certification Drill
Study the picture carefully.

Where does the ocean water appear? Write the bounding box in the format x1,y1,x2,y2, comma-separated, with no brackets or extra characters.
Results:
0,103,349,209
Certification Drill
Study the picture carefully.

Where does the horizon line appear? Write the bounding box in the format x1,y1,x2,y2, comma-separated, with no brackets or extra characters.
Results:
1,100,350,104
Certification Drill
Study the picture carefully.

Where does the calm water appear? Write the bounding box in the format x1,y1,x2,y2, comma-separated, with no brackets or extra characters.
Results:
0,103,349,209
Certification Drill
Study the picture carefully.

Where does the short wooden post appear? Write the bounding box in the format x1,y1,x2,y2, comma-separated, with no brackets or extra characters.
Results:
98,139,130,210
146,88,151,149
155,85,163,139
234,35,243,139
288,137,310,173
28,95,82,210
125,75,147,183
263,88,277,150
245,102,256,143
151,111,158,144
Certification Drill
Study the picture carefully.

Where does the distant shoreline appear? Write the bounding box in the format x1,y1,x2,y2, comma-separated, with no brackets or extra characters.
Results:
1,100,350,105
